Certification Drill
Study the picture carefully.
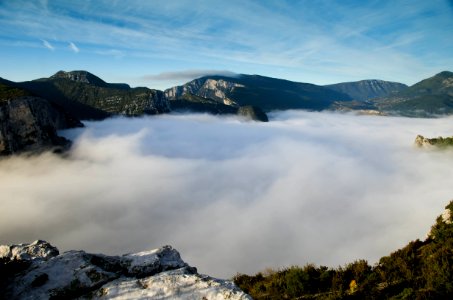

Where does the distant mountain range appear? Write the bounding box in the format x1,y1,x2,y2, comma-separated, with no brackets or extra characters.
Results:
1,70,453,154
165,71,453,117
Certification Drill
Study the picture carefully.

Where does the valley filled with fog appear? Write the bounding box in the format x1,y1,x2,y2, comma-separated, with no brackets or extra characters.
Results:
1,111,453,278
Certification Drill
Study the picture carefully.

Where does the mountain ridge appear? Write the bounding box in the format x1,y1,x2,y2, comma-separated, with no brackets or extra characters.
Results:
18,72,170,120
49,70,131,90
325,79,408,101
165,74,353,111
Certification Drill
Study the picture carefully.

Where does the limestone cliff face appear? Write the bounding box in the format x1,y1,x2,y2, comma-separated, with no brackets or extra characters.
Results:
0,96,82,155
165,77,242,106
0,241,251,300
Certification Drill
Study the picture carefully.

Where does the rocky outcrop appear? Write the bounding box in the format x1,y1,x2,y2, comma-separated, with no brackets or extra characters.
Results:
0,240,59,261
0,96,82,155
237,105,269,122
414,134,453,148
0,242,251,299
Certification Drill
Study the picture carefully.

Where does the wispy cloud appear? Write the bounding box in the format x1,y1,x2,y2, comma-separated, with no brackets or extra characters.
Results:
96,49,125,58
41,39,54,51
0,0,452,86
69,41,79,53
143,70,237,81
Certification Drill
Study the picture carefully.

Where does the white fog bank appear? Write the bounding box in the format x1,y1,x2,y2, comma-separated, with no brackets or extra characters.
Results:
1,111,453,278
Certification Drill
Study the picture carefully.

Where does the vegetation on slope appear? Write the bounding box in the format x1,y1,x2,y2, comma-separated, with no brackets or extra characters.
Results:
375,71,453,117
415,135,453,148
325,80,407,101
234,201,453,299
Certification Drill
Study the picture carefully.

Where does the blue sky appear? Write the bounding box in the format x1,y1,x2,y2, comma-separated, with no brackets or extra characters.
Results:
0,0,452,89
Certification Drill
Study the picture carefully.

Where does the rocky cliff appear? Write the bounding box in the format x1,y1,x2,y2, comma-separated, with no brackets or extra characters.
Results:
0,241,251,300
0,96,82,155
165,77,243,106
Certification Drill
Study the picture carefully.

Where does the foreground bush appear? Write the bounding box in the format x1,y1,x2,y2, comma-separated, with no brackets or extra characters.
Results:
234,201,453,299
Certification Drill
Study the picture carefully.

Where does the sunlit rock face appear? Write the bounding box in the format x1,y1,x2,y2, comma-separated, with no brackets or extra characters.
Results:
414,134,453,148
0,241,252,300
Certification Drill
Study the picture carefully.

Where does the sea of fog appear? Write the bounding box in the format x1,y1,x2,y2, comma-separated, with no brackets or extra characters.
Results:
1,111,453,278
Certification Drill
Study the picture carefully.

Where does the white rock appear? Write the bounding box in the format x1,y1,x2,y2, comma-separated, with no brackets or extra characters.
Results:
442,208,452,224
0,240,58,261
1,241,251,300
92,267,252,300
120,245,187,276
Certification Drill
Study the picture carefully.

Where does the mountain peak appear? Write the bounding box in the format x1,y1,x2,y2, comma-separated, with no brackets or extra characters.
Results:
51,70,107,86
434,71,453,79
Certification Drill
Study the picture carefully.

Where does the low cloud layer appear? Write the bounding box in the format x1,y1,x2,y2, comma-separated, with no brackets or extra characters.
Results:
143,69,237,82
1,111,453,278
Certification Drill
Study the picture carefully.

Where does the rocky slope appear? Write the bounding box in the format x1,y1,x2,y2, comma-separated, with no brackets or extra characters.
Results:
0,241,251,300
165,74,352,111
375,71,453,116
325,79,407,101
0,80,83,155
18,71,170,120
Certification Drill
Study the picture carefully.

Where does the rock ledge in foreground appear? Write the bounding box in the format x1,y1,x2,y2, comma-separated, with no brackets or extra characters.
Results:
0,241,251,300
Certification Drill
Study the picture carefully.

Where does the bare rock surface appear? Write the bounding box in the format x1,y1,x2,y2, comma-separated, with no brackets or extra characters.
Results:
0,241,251,300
